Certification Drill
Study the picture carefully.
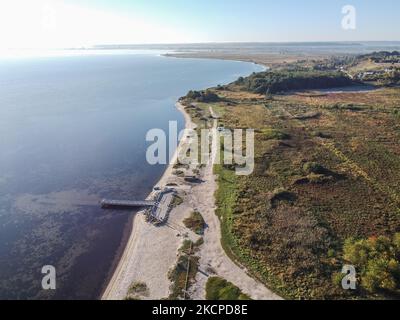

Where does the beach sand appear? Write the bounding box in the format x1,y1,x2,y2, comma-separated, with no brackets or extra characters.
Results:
101,102,196,300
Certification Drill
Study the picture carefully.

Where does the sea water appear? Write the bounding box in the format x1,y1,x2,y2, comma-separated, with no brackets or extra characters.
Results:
0,51,262,299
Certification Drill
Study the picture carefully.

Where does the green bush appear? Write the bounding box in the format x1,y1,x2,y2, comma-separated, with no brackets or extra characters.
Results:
260,128,290,140
362,258,399,292
126,282,149,300
332,272,345,287
343,234,400,294
236,70,354,94
186,90,220,102
183,212,206,235
206,277,251,300
171,195,184,208
303,162,327,175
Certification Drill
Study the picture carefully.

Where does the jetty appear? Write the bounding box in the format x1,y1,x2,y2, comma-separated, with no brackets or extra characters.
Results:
100,199,156,209
100,188,176,225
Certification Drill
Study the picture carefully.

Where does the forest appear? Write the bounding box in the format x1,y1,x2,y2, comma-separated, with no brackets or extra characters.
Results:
235,70,354,94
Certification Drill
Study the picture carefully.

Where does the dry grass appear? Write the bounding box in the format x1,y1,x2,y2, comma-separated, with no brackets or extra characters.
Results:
207,85,400,299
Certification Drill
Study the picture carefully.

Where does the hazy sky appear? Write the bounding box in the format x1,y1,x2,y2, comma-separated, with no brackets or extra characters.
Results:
0,0,399,49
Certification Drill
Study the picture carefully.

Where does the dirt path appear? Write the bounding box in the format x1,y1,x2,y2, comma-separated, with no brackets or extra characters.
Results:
188,107,281,300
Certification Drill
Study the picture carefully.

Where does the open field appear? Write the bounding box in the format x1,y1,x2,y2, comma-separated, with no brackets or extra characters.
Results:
182,73,400,299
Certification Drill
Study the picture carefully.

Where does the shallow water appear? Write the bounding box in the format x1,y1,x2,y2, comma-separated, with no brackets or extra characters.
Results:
0,52,262,299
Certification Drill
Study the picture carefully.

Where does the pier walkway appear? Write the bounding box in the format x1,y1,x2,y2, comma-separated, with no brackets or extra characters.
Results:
100,188,176,225
100,199,156,209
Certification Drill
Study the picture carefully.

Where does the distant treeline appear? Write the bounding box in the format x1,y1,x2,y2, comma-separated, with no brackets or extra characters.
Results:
360,51,400,63
235,70,354,94
186,90,221,102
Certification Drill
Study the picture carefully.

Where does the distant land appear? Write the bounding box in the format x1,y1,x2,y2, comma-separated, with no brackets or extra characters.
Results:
92,41,400,54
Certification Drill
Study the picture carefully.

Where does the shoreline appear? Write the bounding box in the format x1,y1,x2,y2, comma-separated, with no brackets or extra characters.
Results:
102,98,281,300
98,211,134,299
101,57,278,300
101,101,193,300
162,52,325,69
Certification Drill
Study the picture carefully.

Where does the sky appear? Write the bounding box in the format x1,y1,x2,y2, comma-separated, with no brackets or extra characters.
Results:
0,0,399,49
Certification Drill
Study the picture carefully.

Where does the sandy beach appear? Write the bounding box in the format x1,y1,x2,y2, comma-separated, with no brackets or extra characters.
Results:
102,101,281,300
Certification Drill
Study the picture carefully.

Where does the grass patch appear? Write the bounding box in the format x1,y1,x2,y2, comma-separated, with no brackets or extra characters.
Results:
260,128,290,140
214,161,287,298
183,211,206,235
170,195,184,209
206,277,251,300
125,282,149,300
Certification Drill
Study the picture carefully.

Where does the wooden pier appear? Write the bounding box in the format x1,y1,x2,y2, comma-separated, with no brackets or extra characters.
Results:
100,199,156,209
101,188,176,225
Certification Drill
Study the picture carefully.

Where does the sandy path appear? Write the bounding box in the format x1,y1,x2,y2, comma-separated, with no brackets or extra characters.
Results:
187,108,281,300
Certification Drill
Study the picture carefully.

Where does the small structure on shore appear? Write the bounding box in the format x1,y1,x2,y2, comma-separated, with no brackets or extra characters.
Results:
100,188,177,225
146,188,177,225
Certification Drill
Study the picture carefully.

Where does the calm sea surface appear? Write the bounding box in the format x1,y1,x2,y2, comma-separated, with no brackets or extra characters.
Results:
0,51,262,299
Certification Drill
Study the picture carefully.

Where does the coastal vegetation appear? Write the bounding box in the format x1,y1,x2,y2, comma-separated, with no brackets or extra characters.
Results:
186,90,221,102
168,239,201,300
234,70,354,94
170,195,184,208
183,212,206,235
125,282,149,300
181,52,400,299
205,277,251,300
340,234,400,295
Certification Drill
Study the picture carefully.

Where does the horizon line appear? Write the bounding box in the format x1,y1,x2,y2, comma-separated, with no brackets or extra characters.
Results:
92,40,400,46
